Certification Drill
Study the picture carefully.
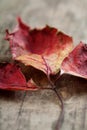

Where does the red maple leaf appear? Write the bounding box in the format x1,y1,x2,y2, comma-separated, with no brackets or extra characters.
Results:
5,18,73,75
3,18,87,92
0,63,38,91
61,42,87,79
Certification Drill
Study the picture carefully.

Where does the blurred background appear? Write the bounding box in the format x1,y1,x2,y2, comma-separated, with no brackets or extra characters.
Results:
0,0,87,130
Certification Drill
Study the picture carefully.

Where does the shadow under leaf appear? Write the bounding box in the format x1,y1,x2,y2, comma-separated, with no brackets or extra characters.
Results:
55,74,87,97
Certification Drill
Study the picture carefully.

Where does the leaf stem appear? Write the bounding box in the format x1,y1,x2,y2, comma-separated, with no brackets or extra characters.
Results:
47,75,64,130
42,55,64,130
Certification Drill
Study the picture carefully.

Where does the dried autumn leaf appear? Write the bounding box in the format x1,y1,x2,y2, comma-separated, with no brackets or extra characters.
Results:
0,63,38,91
5,18,73,75
16,62,50,87
61,42,87,79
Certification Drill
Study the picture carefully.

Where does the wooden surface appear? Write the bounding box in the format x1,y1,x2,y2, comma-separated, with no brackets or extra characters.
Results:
0,0,87,130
